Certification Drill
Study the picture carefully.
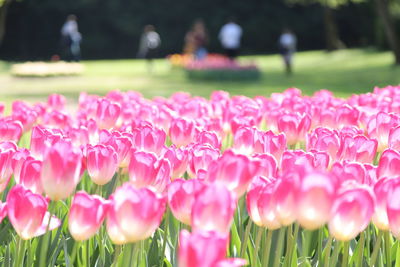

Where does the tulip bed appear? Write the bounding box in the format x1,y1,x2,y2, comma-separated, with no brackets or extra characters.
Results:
1,86,400,266
10,62,84,77
168,53,261,81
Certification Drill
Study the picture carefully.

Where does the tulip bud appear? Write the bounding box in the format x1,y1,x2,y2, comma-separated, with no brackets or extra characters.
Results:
86,144,118,185
68,191,108,241
7,185,60,240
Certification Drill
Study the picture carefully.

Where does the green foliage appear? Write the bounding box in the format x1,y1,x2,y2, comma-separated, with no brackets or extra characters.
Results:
286,0,364,9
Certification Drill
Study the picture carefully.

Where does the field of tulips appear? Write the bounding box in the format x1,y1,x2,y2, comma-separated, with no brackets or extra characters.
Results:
2,85,400,266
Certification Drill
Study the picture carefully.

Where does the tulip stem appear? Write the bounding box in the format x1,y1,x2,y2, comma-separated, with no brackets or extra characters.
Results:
239,220,253,258
253,226,263,266
273,227,285,267
370,230,383,266
395,241,400,267
356,232,365,267
70,240,79,265
262,229,273,267
329,239,341,267
38,200,56,267
112,245,121,267
160,208,170,266
324,236,333,267
286,223,299,266
341,241,349,267
317,228,324,265
384,231,392,265
15,236,26,267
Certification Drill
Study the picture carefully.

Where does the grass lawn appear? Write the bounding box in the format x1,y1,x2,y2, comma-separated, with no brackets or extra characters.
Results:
0,48,399,104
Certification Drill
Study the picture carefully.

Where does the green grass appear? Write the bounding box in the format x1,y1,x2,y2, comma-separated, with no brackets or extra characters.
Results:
0,48,399,103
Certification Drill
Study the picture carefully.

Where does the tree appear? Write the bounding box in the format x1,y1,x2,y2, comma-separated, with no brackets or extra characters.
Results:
374,0,400,64
0,0,13,45
286,0,364,51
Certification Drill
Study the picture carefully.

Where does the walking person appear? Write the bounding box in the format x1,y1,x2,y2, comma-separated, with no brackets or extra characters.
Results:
219,17,243,60
184,19,208,60
279,28,297,75
60,15,82,61
137,25,161,72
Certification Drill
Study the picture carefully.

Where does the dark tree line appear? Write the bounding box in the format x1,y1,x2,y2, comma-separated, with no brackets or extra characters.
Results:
0,0,396,61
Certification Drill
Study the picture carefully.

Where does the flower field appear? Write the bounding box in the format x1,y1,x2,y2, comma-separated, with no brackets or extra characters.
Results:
1,85,400,266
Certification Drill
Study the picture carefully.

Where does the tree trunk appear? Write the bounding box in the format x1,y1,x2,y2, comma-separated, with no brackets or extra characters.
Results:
0,0,12,46
374,0,400,64
323,5,345,51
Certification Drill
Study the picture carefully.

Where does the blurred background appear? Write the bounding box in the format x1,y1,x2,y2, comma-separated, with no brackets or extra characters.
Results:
0,0,399,103
0,0,384,59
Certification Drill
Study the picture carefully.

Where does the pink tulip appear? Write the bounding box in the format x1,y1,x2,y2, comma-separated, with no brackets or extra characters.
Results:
108,183,166,243
331,161,367,185
206,150,260,197
6,185,60,240
12,149,32,184
106,194,127,244
273,171,301,226
277,113,311,146
0,119,23,143
328,186,375,241
19,158,43,194
255,130,286,163
178,229,227,267
0,145,14,186
47,93,66,110
96,98,121,129
30,126,63,160
367,112,400,152
68,126,90,146
163,146,189,179
0,201,7,223
372,177,393,231
188,144,220,178
389,125,400,151
168,178,206,225
377,149,400,179
131,125,166,155
128,151,171,193
178,229,247,267
215,259,247,267
338,135,377,164
306,127,340,162
68,191,108,241
281,150,329,173
41,141,82,201
99,130,133,168
247,176,281,229
386,178,400,238
232,127,259,155
191,183,236,234
296,171,337,230
335,104,359,128
86,144,118,185
253,153,277,178
196,130,221,150
169,118,197,147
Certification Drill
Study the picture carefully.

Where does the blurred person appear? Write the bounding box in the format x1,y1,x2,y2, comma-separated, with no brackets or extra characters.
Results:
218,17,242,60
137,25,161,72
278,28,297,75
60,15,82,62
184,19,208,60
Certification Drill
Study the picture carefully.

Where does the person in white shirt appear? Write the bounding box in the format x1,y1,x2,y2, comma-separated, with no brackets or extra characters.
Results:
137,25,161,72
279,28,297,75
61,15,82,61
219,18,242,59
